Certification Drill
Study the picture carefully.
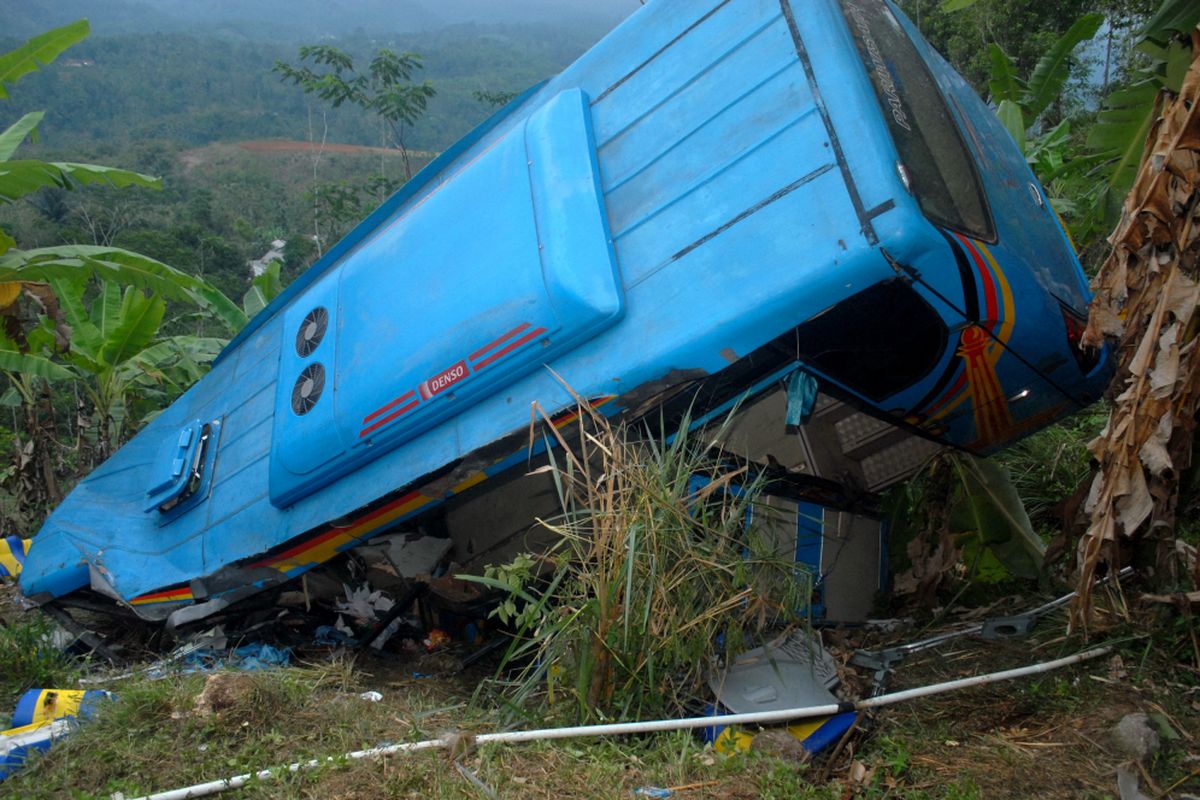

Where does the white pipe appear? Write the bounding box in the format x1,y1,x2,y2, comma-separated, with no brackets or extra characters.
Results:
118,646,1110,800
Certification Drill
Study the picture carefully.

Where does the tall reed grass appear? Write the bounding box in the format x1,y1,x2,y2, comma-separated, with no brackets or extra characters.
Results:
476,397,810,723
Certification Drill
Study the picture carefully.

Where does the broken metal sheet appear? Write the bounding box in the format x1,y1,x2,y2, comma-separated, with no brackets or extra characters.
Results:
709,631,839,714
351,534,452,579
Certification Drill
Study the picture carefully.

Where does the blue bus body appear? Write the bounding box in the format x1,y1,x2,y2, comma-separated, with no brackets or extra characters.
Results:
21,0,1109,624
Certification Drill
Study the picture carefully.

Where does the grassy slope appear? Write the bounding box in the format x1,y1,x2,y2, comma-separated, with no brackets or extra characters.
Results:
2,593,1196,799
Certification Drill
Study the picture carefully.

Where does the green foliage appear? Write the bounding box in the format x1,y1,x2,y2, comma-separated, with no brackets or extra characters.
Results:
473,88,520,108
0,19,89,99
0,111,42,160
471,405,809,724
948,454,1044,581
1078,0,1198,239
899,0,1110,95
983,15,1103,152
242,260,284,319
37,277,222,450
0,614,78,710
0,159,159,204
275,45,436,178
1023,13,1105,120
0,245,247,333
987,44,1024,103
889,451,1045,601
0,348,73,382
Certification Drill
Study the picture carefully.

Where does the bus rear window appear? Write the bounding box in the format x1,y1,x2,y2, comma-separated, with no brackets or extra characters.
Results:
838,0,995,242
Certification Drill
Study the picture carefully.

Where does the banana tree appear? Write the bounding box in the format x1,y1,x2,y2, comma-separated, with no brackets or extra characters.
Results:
1082,0,1200,237
45,278,225,458
0,21,249,335
987,13,1104,154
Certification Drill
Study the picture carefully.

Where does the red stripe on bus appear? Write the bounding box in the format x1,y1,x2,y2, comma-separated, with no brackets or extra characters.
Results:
474,327,547,370
363,391,416,424
360,399,420,437
469,323,531,362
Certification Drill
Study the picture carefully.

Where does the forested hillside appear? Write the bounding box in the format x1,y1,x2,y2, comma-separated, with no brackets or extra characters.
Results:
0,26,596,151
0,0,637,38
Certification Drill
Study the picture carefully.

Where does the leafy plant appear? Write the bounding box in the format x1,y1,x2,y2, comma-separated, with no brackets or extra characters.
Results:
1078,0,1200,238
987,13,1105,151
275,46,435,180
37,278,223,454
469,400,810,724
0,614,78,710
892,451,1045,603
242,259,285,319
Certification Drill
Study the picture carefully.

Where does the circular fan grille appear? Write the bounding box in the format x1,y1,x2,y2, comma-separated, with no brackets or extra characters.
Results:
291,363,325,415
295,306,329,357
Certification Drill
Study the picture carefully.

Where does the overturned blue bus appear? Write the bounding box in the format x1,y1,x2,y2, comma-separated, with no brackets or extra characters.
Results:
20,0,1109,627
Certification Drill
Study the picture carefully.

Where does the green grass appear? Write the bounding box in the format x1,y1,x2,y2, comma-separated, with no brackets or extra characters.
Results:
3,630,1197,799
0,613,80,710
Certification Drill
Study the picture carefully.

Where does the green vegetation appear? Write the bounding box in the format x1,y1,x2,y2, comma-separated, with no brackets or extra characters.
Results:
0,2,1197,797
471,406,809,723
0,615,77,709
0,26,591,153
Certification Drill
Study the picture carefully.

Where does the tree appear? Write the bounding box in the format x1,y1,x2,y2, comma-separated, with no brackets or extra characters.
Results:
0,21,267,529
1075,27,1200,628
274,46,436,181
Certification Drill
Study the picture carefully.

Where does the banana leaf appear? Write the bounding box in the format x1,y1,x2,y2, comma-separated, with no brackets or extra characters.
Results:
0,160,160,203
0,112,43,162
0,20,89,99
949,455,1044,580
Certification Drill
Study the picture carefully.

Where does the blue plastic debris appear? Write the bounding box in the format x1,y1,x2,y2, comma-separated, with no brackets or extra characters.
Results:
181,643,290,672
784,369,819,430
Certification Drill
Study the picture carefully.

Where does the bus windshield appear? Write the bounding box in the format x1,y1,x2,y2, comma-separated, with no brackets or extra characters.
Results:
839,0,995,242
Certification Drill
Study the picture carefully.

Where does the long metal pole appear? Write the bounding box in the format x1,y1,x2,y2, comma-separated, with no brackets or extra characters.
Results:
117,646,1110,800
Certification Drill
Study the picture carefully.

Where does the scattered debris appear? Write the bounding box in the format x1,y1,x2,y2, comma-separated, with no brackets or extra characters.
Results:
453,760,498,799
0,535,29,579
358,691,383,702
115,646,1113,799
183,643,290,673
246,239,285,277
1,689,114,781
709,631,840,713
852,567,1133,690
1117,764,1153,800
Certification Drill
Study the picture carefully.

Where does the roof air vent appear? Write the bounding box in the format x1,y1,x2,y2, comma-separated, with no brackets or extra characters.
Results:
291,363,325,415
295,306,329,357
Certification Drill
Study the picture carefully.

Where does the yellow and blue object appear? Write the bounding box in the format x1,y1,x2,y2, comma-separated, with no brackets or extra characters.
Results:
702,704,857,756
0,536,29,579
0,689,114,780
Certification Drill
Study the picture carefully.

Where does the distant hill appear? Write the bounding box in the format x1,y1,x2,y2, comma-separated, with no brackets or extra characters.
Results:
0,0,640,40
0,25,600,153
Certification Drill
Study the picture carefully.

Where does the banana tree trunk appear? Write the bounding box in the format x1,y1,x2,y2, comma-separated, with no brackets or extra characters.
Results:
1077,30,1200,626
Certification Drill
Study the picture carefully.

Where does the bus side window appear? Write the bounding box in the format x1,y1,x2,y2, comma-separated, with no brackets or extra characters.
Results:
793,280,948,402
